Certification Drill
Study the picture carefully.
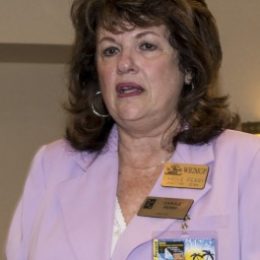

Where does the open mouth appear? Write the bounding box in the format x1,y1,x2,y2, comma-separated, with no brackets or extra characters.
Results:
116,83,144,97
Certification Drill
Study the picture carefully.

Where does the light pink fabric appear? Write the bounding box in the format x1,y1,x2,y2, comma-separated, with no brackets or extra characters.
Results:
6,128,260,260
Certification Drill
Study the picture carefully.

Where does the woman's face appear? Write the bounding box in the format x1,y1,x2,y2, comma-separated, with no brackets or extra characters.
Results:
96,24,185,133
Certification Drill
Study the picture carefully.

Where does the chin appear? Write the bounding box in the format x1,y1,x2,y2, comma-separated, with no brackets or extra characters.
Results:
114,112,145,125
115,108,144,119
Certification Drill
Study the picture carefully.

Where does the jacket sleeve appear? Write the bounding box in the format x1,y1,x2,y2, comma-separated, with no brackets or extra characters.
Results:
240,147,260,260
5,145,47,260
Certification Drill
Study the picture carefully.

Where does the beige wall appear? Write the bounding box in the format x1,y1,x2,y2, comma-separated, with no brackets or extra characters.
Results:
0,0,259,257
207,0,260,121
0,0,73,44
0,63,66,257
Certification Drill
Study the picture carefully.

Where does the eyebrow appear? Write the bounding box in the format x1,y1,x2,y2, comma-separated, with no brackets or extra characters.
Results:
97,30,162,44
97,36,117,44
135,31,161,39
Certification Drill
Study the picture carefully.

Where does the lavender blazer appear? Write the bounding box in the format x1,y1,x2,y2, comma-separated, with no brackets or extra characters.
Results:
6,128,260,260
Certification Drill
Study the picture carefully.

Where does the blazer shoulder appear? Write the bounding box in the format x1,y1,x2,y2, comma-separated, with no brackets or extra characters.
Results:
219,129,260,145
214,129,260,155
31,139,95,188
41,139,78,160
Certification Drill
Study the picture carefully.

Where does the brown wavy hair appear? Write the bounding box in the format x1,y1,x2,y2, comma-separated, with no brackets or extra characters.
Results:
66,0,238,152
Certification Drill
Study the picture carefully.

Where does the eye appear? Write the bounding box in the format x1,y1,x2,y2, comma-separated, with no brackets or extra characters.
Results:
102,46,119,57
139,42,157,51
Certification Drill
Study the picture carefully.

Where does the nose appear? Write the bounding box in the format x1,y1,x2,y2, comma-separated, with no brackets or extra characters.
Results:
117,50,138,74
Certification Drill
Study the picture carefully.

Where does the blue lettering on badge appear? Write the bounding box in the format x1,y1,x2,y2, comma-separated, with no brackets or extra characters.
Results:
153,238,216,260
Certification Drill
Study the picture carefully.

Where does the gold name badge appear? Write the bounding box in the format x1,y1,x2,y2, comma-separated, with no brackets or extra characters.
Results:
161,163,209,189
137,196,194,220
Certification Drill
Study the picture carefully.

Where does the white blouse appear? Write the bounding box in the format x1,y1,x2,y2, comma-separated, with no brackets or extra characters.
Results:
111,197,126,255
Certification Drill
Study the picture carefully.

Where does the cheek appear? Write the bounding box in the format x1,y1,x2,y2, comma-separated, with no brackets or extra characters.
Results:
152,61,184,101
97,65,116,107
148,60,182,85
97,65,114,89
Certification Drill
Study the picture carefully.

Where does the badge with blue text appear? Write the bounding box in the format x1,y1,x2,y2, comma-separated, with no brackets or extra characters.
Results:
161,163,209,189
153,237,216,260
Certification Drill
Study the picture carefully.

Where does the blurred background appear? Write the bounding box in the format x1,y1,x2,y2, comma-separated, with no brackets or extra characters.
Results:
0,0,259,258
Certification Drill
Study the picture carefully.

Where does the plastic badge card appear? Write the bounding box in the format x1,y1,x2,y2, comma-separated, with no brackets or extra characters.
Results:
153,237,216,260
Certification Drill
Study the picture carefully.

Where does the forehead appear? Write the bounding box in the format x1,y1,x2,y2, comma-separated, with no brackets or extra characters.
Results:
96,24,169,40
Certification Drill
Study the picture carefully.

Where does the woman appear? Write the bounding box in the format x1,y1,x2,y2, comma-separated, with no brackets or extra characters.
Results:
6,0,260,259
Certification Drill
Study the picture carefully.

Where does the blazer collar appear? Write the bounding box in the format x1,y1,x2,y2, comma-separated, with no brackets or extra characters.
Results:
58,150,118,260
57,127,119,260
70,126,119,171
112,141,215,260
174,141,214,165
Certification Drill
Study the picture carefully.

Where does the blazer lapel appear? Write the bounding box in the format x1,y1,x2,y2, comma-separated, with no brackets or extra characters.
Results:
57,150,118,260
112,141,215,260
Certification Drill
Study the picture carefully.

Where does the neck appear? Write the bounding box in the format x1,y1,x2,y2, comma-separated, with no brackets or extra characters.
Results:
118,127,175,171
